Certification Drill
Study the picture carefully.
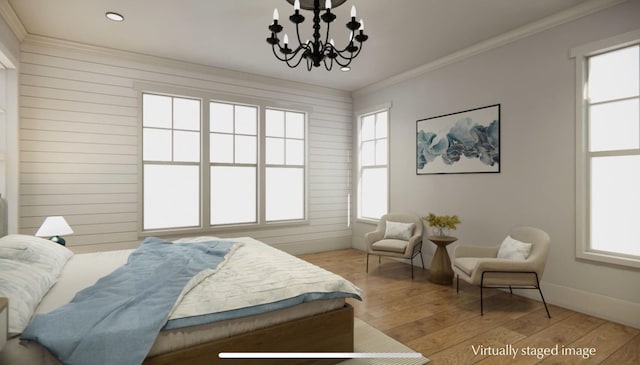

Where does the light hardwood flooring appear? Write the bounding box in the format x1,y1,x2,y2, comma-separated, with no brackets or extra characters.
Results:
298,249,640,365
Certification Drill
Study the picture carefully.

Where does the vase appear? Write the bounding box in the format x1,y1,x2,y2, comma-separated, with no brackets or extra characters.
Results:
434,227,448,237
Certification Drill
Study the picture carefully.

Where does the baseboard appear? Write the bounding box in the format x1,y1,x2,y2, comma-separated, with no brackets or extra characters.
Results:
515,281,640,329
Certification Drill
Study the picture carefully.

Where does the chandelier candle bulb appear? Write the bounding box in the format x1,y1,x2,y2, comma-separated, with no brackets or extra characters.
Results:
325,0,332,10
359,19,364,30
294,0,300,11
284,34,289,45
350,5,356,18
273,8,279,21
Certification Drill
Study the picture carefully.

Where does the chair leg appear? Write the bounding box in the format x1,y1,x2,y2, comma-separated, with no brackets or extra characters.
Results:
509,285,513,294
366,253,369,273
480,272,485,316
420,250,425,269
456,275,459,293
480,285,484,316
534,273,551,319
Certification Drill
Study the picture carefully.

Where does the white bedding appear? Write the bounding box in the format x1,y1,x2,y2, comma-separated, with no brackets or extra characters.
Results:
1,236,360,364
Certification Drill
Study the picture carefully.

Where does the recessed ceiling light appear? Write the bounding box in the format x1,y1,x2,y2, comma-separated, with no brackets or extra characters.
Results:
340,66,351,72
105,11,124,22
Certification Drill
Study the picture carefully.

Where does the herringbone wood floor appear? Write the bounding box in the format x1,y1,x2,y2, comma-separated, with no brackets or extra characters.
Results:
298,249,640,365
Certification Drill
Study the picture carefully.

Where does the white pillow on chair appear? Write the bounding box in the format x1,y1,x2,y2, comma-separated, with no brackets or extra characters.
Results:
383,221,415,241
497,235,532,260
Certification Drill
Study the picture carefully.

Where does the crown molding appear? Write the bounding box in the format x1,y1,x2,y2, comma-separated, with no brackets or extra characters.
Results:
0,0,26,42
353,0,629,97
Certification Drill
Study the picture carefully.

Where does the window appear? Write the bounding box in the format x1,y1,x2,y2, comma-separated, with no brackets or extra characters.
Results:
572,31,640,268
141,91,307,233
358,109,388,221
142,94,201,230
265,109,306,221
210,102,258,225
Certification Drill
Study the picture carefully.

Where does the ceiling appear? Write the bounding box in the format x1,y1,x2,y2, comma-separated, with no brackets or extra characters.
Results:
8,0,590,91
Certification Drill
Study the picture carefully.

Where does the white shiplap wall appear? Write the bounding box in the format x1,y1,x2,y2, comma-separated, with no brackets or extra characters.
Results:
18,37,353,254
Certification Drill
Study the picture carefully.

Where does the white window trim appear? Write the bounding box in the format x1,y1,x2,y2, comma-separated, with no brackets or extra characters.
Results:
571,29,640,269
135,83,310,237
356,102,391,224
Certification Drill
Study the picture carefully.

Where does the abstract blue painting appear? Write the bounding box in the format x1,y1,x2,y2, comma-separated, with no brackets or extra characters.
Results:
417,104,500,174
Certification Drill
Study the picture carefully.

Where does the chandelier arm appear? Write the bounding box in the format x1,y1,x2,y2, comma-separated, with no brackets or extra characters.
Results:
334,41,363,62
271,43,305,66
294,21,305,48
284,49,308,68
323,56,334,71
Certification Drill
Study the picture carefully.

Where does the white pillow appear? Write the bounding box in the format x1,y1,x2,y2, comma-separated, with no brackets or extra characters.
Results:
0,234,74,335
497,236,532,260
383,221,415,241
0,234,73,273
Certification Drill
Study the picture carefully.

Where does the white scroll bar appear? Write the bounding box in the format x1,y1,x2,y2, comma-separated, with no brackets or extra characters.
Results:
219,352,423,359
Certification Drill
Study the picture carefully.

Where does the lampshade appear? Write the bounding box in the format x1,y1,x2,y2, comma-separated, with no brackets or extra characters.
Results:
35,216,74,237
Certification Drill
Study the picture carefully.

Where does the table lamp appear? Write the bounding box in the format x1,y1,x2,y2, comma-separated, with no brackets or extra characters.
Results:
35,216,74,246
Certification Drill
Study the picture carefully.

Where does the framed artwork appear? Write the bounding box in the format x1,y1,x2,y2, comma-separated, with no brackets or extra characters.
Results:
416,104,500,175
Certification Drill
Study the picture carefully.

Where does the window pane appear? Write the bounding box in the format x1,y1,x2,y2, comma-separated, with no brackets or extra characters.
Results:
361,140,375,166
143,94,171,128
266,167,304,221
173,98,200,131
286,139,304,165
235,105,257,135
590,155,640,256
144,164,199,229
589,99,639,152
588,45,639,103
376,139,387,165
235,135,256,164
210,133,233,163
173,131,200,162
361,115,375,141
143,129,171,161
211,166,256,225
266,137,284,165
210,102,233,133
266,109,285,137
376,112,388,138
286,112,305,139
361,167,387,220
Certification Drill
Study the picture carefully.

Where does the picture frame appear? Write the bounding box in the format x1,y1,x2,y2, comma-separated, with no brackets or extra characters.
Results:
416,104,500,175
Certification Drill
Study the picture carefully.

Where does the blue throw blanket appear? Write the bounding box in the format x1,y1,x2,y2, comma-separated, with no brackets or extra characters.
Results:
21,237,236,365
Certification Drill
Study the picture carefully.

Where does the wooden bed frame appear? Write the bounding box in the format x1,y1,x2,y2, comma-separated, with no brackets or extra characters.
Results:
144,304,354,365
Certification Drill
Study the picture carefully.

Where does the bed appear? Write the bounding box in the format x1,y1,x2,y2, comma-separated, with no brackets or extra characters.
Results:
0,234,361,365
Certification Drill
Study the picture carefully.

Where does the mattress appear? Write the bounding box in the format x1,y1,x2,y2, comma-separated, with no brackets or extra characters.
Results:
1,236,357,365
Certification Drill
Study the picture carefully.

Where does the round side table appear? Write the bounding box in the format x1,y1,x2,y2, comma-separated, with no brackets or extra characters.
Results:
428,235,458,285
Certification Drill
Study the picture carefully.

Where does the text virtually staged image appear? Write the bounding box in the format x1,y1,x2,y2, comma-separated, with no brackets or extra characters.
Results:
0,0,639,364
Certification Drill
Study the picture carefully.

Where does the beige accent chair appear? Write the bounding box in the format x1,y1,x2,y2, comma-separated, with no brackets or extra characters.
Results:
365,213,424,279
452,226,551,317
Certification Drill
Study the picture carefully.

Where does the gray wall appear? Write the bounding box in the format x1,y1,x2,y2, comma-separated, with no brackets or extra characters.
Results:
352,0,640,328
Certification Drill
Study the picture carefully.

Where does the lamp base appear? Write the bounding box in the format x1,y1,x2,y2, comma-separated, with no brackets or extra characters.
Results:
49,236,66,246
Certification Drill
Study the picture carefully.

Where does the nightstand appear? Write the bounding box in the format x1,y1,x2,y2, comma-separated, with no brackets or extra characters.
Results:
0,297,7,351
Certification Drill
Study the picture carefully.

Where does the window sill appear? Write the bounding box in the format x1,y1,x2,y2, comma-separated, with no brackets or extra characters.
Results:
139,219,310,239
576,249,640,269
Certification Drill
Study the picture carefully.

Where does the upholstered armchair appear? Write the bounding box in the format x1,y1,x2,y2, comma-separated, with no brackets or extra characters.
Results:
365,213,424,279
452,226,551,317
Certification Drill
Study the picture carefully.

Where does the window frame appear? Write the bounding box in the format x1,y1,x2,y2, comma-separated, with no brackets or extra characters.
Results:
571,30,640,269
356,105,390,223
264,107,308,223
136,84,310,236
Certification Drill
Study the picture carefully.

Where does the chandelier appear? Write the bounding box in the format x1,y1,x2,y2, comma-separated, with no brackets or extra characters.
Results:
266,0,369,71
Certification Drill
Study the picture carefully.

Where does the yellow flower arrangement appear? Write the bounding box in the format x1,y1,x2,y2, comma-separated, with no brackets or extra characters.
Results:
424,213,460,236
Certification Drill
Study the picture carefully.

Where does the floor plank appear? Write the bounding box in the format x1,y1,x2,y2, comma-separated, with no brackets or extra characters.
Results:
298,249,640,365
